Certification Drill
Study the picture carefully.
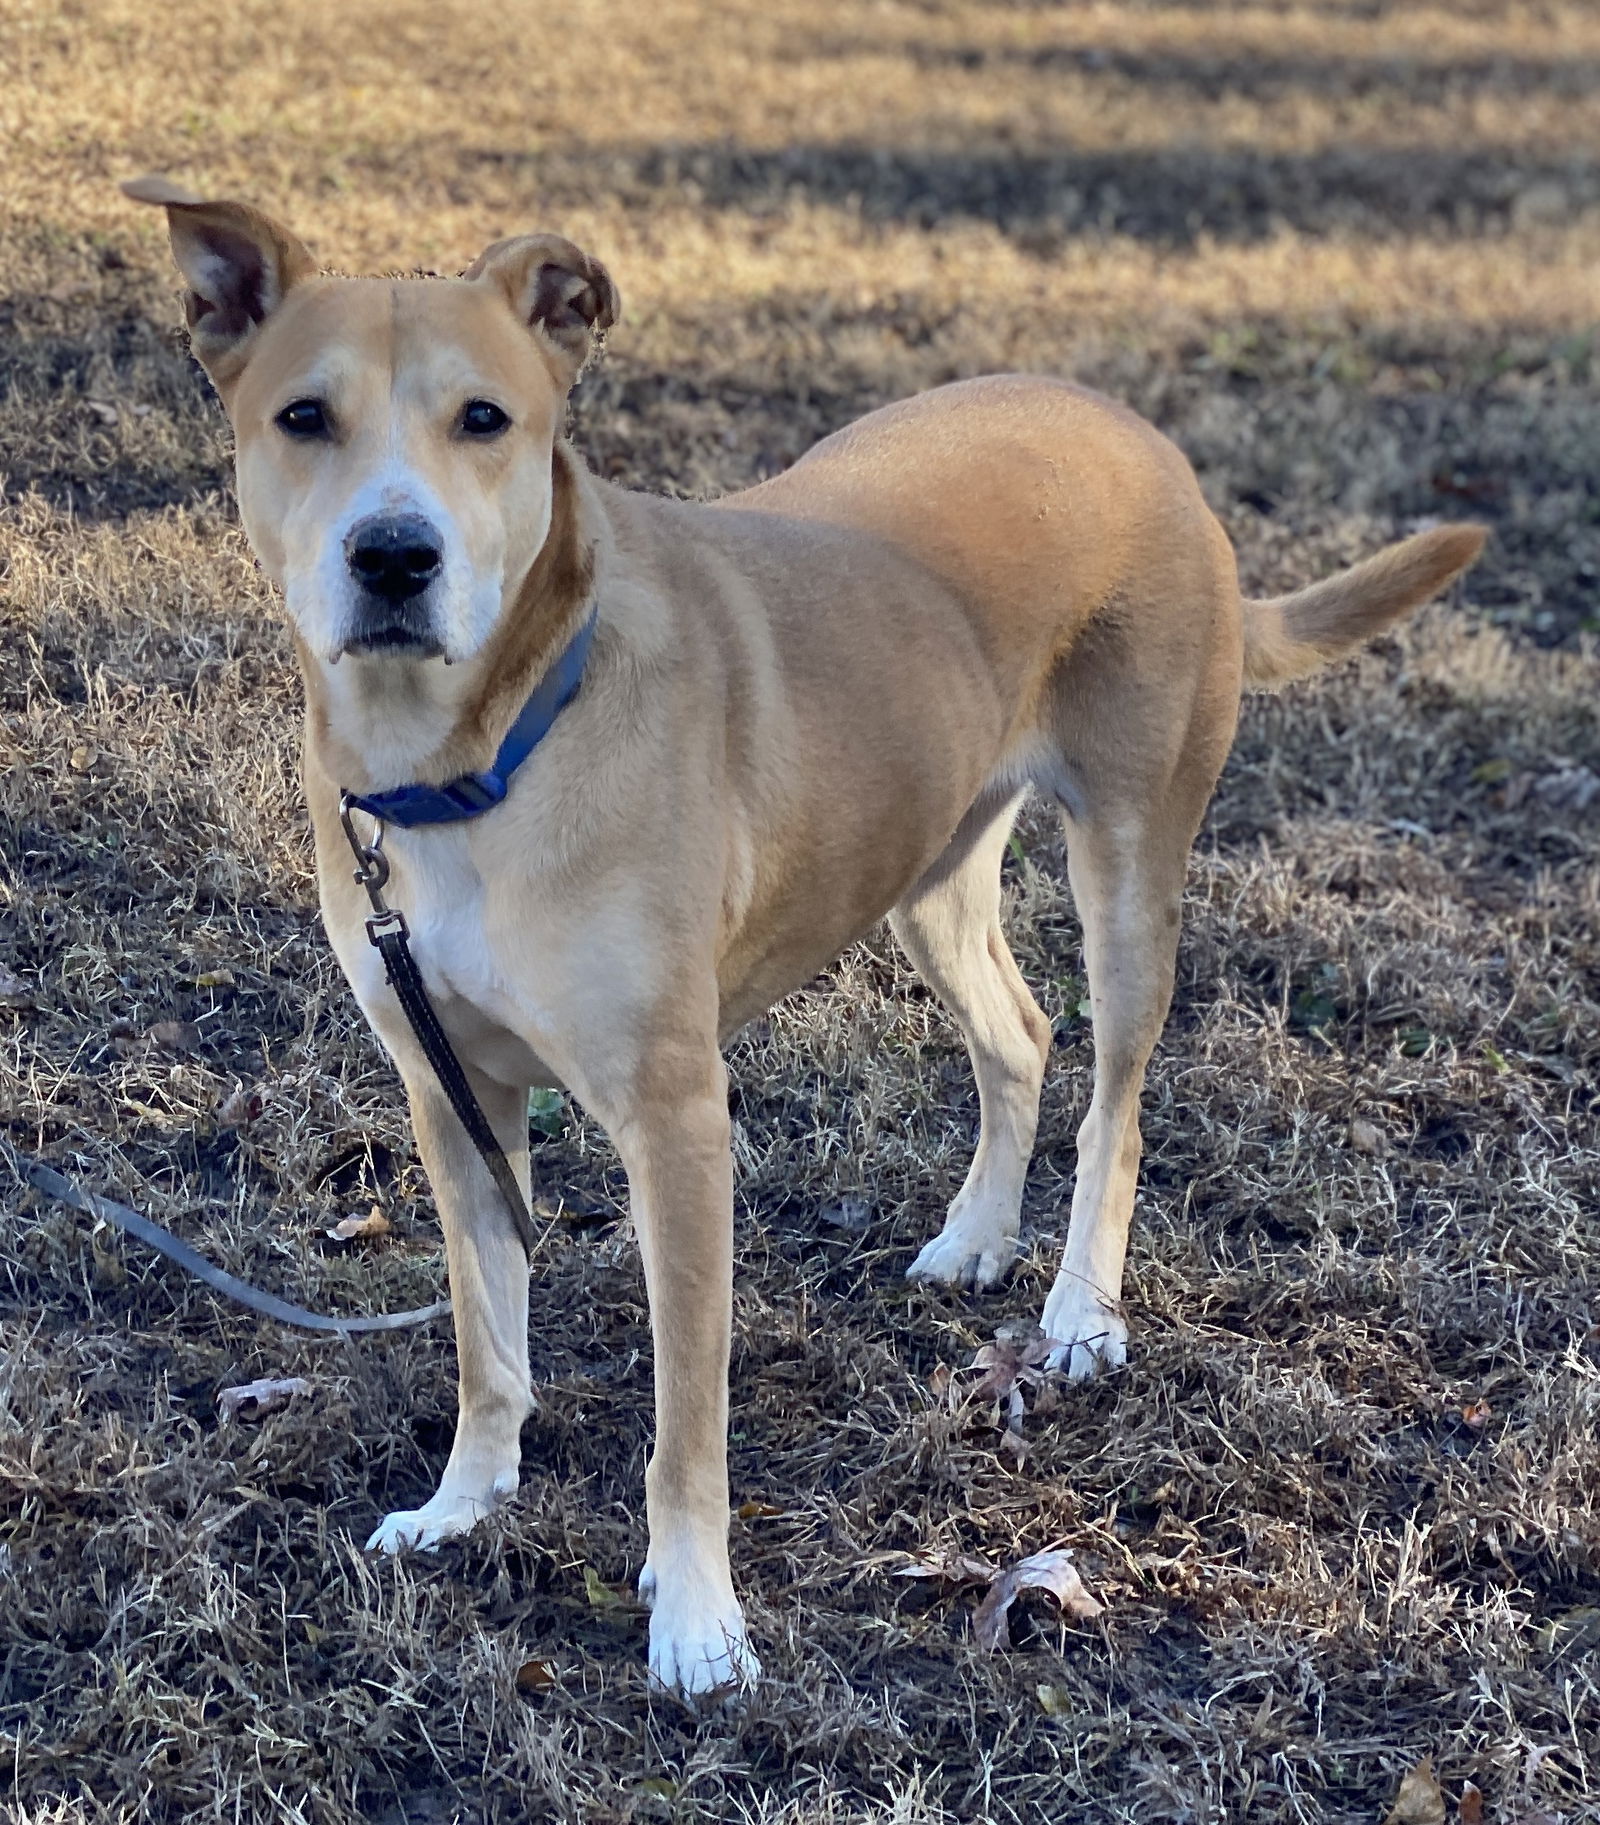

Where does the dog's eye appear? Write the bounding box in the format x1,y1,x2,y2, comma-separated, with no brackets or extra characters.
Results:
276,398,328,438
460,399,510,437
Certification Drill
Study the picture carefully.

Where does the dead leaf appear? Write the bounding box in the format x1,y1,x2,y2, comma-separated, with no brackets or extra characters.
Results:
218,1377,311,1422
68,743,99,774
1459,1399,1492,1429
582,1564,627,1610
216,1083,264,1128
998,1423,1029,1466
194,968,236,990
514,1657,557,1694
0,965,31,1007
1381,1757,1447,1825
149,1019,200,1053
736,1499,783,1520
894,1550,997,1586
1035,1683,1073,1717
1532,764,1600,812
84,398,119,425
632,1778,677,1803
971,1548,1104,1651
969,1326,1053,1404
818,1196,871,1231
89,1227,126,1288
1458,1782,1484,1825
1350,1117,1385,1155
928,1361,952,1401
326,1207,392,1242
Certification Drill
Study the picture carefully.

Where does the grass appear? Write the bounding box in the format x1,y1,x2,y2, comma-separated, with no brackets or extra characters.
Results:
2,1,1598,1820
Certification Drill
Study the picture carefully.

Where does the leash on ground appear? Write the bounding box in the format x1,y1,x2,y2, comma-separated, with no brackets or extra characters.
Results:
6,799,542,1337
9,1147,451,1335
338,794,540,1262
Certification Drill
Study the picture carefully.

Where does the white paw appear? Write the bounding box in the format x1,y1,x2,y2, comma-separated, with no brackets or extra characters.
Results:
640,1563,760,1699
906,1222,1018,1291
365,1483,507,1554
1041,1276,1128,1382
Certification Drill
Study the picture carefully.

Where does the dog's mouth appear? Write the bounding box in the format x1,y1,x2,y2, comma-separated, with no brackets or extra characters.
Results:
337,616,448,661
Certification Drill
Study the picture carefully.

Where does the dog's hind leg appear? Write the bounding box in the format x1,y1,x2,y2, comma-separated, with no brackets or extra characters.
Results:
894,790,1054,1290
366,1066,533,1552
1038,602,1240,1378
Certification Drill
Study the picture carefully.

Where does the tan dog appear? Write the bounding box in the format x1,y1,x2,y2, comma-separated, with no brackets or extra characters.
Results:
127,176,1484,1697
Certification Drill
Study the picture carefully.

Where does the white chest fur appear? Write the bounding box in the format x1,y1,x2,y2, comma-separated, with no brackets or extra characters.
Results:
335,822,560,1090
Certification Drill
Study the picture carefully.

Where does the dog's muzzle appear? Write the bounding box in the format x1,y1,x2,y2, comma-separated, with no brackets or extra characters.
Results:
341,512,447,656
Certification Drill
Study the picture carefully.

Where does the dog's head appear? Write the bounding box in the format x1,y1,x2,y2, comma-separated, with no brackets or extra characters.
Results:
125,177,617,667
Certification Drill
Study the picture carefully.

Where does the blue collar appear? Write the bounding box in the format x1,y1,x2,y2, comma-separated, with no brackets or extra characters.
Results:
341,608,598,828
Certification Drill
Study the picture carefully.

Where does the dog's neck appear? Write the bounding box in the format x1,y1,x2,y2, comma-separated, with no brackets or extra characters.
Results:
299,441,598,796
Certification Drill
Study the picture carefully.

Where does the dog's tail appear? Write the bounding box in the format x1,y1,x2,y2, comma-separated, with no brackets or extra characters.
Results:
1241,523,1487,691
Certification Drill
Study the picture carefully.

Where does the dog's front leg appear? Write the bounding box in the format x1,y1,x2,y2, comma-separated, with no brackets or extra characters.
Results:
608,1044,757,1697
367,1065,532,1553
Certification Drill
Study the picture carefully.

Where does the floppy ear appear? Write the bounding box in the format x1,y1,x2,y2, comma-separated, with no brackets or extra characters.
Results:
122,175,316,388
465,233,619,381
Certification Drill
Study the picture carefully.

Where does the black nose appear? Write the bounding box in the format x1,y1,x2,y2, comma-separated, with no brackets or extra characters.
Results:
345,514,443,603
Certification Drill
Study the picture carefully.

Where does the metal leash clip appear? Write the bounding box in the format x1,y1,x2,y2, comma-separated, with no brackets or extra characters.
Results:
338,792,408,945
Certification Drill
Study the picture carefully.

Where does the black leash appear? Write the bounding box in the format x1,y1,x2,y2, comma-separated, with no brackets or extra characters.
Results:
338,795,540,1262
11,1149,451,1335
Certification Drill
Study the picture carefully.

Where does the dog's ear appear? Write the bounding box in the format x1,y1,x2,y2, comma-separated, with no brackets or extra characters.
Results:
123,175,316,388
465,233,619,381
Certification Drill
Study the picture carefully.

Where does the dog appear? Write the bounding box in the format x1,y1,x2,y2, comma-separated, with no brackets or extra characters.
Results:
126,175,1484,1696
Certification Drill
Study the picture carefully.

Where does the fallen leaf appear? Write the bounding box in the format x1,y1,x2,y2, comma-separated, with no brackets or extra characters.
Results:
218,1377,311,1422
0,965,31,1006
1349,1117,1385,1155
736,1499,783,1520
68,743,99,774
969,1325,1053,1404
1458,1782,1484,1825
149,1019,200,1053
1459,1399,1492,1429
582,1564,627,1610
998,1423,1029,1466
819,1196,871,1231
1381,1757,1447,1825
893,1550,997,1586
194,967,236,990
1035,1682,1073,1716
928,1362,952,1401
632,1778,677,1802
526,1086,566,1137
972,1548,1104,1651
326,1207,392,1242
89,1227,126,1288
216,1083,264,1128
514,1657,557,1694
1471,757,1513,786
1532,764,1600,811
85,398,119,425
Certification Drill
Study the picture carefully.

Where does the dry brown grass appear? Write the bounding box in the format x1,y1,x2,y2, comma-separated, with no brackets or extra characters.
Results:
2,2,1599,1820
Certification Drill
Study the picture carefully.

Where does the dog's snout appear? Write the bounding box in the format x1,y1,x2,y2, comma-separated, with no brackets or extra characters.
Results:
346,514,443,604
